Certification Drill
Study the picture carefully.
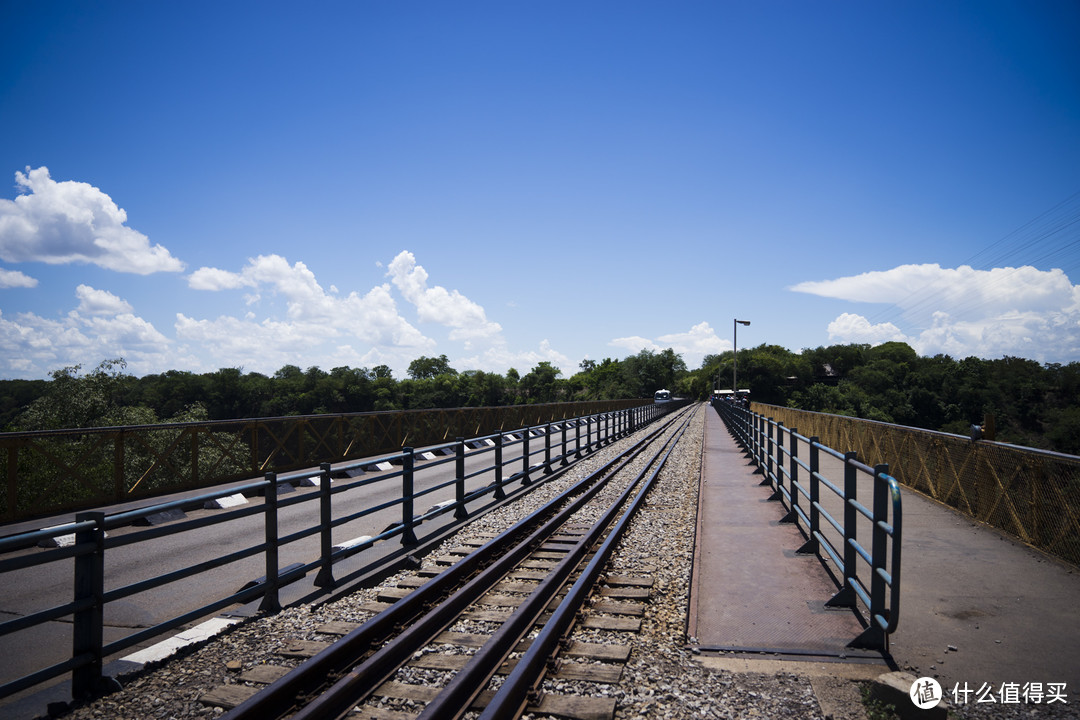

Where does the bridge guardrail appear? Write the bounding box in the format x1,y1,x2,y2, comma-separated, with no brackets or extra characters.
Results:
756,402,1080,569
715,399,901,651
0,399,651,524
0,403,676,703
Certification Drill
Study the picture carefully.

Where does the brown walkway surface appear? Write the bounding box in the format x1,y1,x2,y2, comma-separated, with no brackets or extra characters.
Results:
692,406,1080,704
689,407,876,660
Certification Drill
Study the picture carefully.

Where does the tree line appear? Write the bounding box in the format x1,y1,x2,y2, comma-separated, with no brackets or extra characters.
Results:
2,342,1078,455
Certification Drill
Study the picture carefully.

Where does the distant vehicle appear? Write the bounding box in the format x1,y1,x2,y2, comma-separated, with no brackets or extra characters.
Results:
654,389,672,404
713,388,750,406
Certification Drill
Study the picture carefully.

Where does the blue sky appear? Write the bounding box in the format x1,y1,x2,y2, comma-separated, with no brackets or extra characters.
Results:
1,1,1078,381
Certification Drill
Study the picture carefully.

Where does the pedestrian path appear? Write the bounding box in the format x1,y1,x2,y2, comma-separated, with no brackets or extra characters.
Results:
689,408,877,659
691,406,1080,707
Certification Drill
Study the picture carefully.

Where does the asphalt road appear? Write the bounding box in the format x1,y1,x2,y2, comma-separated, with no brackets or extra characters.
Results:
0,428,597,711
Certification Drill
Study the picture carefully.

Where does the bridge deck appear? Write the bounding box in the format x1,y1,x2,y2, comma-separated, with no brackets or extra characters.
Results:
689,409,877,660
692,406,1080,702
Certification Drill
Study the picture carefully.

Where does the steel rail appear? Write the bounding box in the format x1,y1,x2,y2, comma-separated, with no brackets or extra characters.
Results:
288,407,691,720
427,408,696,720
221,408,687,720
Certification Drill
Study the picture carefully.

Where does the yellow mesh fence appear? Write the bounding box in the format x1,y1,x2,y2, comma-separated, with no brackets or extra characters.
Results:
755,403,1080,568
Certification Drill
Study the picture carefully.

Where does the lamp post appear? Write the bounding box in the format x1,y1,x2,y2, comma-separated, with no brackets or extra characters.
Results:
733,319,750,395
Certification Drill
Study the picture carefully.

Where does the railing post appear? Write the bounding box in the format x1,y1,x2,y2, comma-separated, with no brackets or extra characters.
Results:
827,451,859,609
586,416,593,454
850,463,892,650
455,437,468,519
401,448,418,545
561,421,569,466
761,419,775,487
798,438,821,555
258,472,281,613
751,413,761,463
522,429,531,485
575,419,583,460
72,511,105,699
543,423,552,474
314,462,335,587
493,433,506,500
780,426,799,522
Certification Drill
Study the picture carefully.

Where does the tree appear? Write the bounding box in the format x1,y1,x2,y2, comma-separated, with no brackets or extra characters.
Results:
519,362,562,403
408,355,457,380
12,358,144,430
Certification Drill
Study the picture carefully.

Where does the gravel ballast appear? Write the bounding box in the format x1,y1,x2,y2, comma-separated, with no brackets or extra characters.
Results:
35,406,1077,720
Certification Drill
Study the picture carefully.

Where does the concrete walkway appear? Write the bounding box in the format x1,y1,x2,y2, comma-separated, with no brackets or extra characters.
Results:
692,407,1080,705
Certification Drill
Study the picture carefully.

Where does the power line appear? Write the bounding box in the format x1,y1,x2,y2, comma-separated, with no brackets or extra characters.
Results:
862,191,1080,331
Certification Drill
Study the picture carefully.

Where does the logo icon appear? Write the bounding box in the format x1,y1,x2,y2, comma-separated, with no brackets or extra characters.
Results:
910,677,943,709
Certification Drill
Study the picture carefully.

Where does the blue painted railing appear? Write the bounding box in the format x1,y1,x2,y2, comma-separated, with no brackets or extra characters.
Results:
714,399,902,651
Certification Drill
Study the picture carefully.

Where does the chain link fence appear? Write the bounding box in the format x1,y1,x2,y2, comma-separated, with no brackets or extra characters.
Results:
755,403,1080,568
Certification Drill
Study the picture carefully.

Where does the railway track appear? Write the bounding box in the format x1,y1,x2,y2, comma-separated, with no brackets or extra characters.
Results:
209,405,695,720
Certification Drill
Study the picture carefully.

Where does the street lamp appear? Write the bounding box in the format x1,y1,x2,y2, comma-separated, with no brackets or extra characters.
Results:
733,319,750,395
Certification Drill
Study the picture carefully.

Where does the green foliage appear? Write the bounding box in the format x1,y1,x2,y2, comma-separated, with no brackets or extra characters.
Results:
4,342,1079,456
858,683,900,720
407,354,457,380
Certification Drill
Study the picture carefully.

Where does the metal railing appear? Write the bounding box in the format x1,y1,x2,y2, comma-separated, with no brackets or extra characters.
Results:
0,403,676,703
755,402,1080,568
714,399,901,651
0,399,650,523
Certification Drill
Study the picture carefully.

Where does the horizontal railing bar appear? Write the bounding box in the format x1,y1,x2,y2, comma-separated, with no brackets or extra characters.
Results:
0,652,94,699
713,399,902,651
0,596,94,638
814,530,845,574
847,497,873,522
104,543,269,603
0,403,667,704
814,502,845,536
848,536,873,565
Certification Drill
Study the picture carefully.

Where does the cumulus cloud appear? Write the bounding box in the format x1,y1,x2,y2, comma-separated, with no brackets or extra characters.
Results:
609,335,659,354
0,286,171,377
386,251,502,343
797,263,1080,362
74,284,133,316
188,266,248,291
656,321,730,356
610,321,729,368
0,268,37,288
179,253,435,372
0,167,185,274
825,313,908,345
458,338,573,376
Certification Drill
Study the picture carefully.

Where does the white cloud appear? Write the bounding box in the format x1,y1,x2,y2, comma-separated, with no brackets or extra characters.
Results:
458,338,573,376
792,264,1076,318
0,287,171,378
74,284,133,316
178,253,435,374
610,321,730,368
0,167,185,274
609,335,660,354
188,266,248,290
656,321,730,356
800,264,1080,361
825,313,908,345
0,268,37,288
386,251,502,343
